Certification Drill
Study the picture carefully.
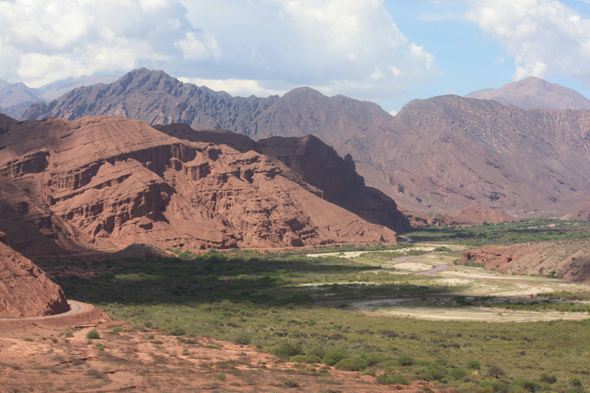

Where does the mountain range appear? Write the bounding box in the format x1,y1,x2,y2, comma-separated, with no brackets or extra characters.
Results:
21,69,590,218
466,77,590,110
0,113,401,255
0,76,118,119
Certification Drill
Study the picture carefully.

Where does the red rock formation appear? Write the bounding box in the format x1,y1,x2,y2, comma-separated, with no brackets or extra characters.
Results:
433,204,520,226
0,232,69,317
23,69,590,218
462,239,590,282
155,124,410,231
0,114,397,253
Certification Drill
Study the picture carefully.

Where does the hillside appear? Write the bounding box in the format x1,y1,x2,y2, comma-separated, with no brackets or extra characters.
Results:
154,123,409,231
0,232,69,317
0,114,398,254
22,69,590,217
466,77,590,110
433,204,520,226
463,239,590,282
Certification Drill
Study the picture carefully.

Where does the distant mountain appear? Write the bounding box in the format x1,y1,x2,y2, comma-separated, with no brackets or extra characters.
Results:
0,82,43,109
466,77,590,110
0,75,121,119
36,75,119,101
22,68,392,169
21,69,590,218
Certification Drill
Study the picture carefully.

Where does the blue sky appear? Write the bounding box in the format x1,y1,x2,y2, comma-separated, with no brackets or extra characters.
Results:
1,0,590,113
381,0,590,111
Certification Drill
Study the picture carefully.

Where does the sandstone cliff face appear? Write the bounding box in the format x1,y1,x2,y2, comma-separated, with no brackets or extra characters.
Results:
433,204,520,226
154,124,410,231
0,232,69,317
22,69,590,218
0,115,397,253
462,239,590,283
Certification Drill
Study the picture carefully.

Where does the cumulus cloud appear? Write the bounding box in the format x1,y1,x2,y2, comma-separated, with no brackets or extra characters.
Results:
464,0,590,84
0,0,220,88
0,0,437,99
179,0,438,99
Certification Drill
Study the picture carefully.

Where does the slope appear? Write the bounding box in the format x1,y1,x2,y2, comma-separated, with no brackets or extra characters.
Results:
466,76,590,110
0,114,397,254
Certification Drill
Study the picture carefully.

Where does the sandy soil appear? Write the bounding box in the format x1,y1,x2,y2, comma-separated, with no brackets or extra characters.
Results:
0,302,438,392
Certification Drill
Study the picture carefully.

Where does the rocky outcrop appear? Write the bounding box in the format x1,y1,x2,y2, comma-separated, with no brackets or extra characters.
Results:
155,124,410,231
22,68,590,218
433,204,520,226
0,114,397,254
462,239,590,282
466,77,590,110
0,233,69,317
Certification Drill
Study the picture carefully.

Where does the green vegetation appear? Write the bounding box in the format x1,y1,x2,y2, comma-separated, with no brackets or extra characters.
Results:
57,247,590,391
406,219,590,247
86,330,100,339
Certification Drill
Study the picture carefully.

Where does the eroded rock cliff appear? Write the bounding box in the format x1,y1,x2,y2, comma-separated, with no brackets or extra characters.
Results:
0,114,397,253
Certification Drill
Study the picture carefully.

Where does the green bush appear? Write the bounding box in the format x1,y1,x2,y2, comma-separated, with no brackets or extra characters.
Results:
571,378,583,387
422,365,447,382
518,379,540,393
86,330,100,339
449,368,468,380
397,354,414,366
95,343,106,351
334,357,368,371
272,342,303,360
540,374,557,384
376,373,410,385
234,333,251,345
322,349,350,366
290,354,321,364
467,360,481,370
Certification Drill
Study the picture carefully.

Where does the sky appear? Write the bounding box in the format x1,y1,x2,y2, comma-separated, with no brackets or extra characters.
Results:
1,0,590,113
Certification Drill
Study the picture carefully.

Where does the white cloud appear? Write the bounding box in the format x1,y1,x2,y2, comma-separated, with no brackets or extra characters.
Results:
464,0,590,84
0,0,220,87
179,77,285,97
0,0,437,99
173,0,439,100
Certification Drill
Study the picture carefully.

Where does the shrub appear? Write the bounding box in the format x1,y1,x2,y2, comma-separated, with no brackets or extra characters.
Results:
540,374,557,384
86,330,100,339
488,364,505,379
376,373,410,385
290,354,321,364
22,338,34,342
433,246,450,252
397,354,414,366
422,365,447,382
467,360,481,370
170,326,186,336
309,347,327,359
272,342,303,360
234,333,251,345
216,373,227,381
449,368,468,380
282,379,299,388
571,378,583,387
334,357,368,371
322,349,350,366
95,343,106,351
519,379,540,393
